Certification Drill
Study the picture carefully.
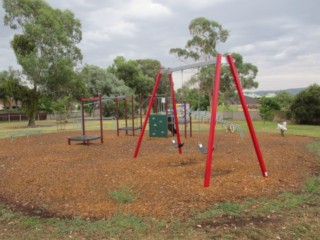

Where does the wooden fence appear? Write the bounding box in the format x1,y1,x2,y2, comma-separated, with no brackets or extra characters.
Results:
0,112,47,122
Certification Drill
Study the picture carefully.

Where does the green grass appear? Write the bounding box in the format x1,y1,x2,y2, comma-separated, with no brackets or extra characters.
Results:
1,118,319,138
195,201,244,220
307,141,320,156
1,174,319,239
109,186,136,204
0,207,162,240
305,177,320,194
190,179,320,239
252,121,320,137
0,118,118,139
217,105,239,111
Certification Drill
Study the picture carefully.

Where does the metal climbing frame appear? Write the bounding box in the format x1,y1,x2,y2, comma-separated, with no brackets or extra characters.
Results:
68,96,103,145
115,95,142,136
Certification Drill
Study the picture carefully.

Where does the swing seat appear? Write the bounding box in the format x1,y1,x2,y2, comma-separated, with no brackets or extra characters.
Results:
171,140,184,148
198,143,208,154
198,143,215,154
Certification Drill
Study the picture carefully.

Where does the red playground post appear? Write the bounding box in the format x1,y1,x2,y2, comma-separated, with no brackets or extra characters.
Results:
133,54,268,188
227,54,268,178
134,69,163,158
204,54,222,187
204,54,268,187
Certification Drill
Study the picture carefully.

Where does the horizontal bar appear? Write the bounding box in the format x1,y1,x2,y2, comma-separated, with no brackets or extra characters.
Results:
161,58,228,74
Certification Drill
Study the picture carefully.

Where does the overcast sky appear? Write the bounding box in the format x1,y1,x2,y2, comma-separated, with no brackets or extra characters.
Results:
1,0,319,91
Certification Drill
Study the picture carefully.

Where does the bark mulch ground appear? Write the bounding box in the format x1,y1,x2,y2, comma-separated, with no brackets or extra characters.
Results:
0,130,318,220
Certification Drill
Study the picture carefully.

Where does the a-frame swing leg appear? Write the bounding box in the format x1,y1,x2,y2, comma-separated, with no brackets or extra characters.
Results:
227,54,268,178
204,54,222,187
134,69,163,158
204,54,268,188
133,68,183,158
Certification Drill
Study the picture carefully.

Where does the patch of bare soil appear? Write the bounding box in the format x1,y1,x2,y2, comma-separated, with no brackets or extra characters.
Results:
0,131,318,220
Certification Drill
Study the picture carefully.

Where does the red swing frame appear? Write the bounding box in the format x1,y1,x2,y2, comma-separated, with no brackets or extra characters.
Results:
133,54,268,187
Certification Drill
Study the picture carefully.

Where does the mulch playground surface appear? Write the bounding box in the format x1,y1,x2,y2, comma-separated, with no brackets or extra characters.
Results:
0,130,319,220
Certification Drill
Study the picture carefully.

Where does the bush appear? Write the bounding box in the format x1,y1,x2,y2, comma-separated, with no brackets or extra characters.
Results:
290,84,320,125
259,97,281,122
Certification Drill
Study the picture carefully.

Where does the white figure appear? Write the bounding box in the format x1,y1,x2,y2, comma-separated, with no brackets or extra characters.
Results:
277,121,287,136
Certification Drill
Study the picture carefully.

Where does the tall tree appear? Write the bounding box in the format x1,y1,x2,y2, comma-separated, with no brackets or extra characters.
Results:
170,17,229,62
135,59,169,95
170,17,259,108
80,64,132,97
3,0,83,126
108,57,154,98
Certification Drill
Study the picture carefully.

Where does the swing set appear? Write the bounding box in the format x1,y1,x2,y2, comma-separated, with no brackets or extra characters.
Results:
133,53,268,187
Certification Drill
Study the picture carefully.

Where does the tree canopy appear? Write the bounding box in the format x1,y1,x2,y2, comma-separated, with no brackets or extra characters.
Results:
3,0,83,125
80,64,132,97
0,68,25,110
169,17,259,108
170,17,229,62
107,57,156,98
259,96,281,122
274,91,294,110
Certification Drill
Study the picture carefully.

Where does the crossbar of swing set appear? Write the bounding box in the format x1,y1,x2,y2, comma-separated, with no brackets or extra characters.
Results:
160,58,228,74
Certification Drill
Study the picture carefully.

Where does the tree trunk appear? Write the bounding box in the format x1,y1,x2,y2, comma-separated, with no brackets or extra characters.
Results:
24,87,39,127
28,115,36,127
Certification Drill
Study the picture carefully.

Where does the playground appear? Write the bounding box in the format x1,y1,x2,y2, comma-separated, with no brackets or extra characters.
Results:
0,56,319,222
0,129,318,220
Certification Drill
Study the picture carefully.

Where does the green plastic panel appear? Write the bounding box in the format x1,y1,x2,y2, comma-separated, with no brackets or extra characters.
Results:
149,114,168,138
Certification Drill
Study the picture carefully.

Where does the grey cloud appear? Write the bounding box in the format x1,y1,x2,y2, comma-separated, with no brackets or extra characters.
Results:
1,0,319,90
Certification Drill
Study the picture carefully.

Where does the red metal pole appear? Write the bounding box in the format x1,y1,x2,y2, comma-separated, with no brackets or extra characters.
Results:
139,95,142,129
115,97,119,136
184,101,187,138
134,69,163,158
169,73,183,154
131,95,135,136
81,96,85,137
204,54,222,187
125,98,128,135
227,54,268,178
99,96,103,143
189,102,192,137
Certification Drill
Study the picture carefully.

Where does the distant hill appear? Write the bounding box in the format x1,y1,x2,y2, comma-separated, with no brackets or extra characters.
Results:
254,88,305,96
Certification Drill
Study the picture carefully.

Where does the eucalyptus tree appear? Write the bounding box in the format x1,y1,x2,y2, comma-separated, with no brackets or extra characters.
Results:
3,0,83,126
170,17,259,106
170,17,229,62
